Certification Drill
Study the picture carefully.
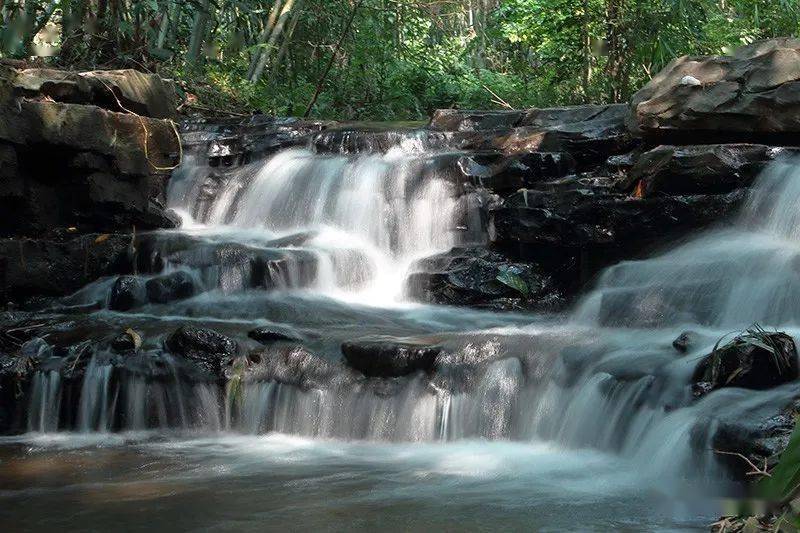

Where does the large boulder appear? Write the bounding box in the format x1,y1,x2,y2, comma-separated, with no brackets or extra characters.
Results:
12,68,178,119
0,63,179,239
431,104,634,166
629,38,800,141
406,247,564,311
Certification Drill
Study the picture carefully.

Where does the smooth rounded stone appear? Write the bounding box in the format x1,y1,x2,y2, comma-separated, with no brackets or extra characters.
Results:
692,331,799,393
145,271,196,304
109,276,146,311
110,328,143,354
247,327,301,345
672,331,699,353
165,325,239,378
341,337,441,378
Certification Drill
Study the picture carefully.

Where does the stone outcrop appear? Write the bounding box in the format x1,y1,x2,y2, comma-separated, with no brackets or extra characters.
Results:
0,63,182,304
629,37,800,141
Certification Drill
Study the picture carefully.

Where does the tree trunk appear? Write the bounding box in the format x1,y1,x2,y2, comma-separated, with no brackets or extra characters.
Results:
270,5,303,78
246,0,284,81
250,0,298,83
304,0,364,117
187,0,211,63
604,0,627,102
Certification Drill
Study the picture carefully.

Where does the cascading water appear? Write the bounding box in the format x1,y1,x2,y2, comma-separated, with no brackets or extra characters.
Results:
575,158,800,328
9,136,800,530
168,143,468,303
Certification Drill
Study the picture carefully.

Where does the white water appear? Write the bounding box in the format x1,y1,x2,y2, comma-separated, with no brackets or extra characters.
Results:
576,159,800,328
10,142,800,530
168,147,467,304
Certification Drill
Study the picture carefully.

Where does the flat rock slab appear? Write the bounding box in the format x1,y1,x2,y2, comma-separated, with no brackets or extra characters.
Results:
341,337,441,378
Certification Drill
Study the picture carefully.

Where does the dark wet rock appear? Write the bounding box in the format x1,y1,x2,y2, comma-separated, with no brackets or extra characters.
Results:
709,394,800,479
406,247,564,311
145,271,196,304
247,346,353,390
672,331,699,353
109,276,146,311
622,144,792,196
110,328,142,354
248,327,301,345
341,337,441,378
629,38,800,142
154,240,320,292
0,234,133,304
181,115,331,167
499,105,634,165
692,331,798,393
491,188,746,292
165,325,238,378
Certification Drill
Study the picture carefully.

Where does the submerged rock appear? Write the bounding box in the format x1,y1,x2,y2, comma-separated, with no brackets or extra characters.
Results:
110,328,143,354
165,325,238,378
248,327,300,345
672,331,699,353
692,330,799,393
341,337,441,378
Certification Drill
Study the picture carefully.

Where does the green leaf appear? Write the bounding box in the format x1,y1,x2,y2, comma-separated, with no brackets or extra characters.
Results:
496,267,529,297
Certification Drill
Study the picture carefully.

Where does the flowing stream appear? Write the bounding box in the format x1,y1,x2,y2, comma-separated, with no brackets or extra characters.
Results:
3,135,800,531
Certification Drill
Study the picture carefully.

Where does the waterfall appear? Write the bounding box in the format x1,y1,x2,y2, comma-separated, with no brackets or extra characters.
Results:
574,157,800,328
26,371,62,433
15,136,800,496
167,146,468,304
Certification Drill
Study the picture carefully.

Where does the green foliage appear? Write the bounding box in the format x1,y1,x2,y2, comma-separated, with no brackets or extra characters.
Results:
759,417,800,502
3,0,800,119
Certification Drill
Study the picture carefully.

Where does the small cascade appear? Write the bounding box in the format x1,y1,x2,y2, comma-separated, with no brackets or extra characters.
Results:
575,158,800,328
26,371,62,432
77,357,116,432
167,143,474,303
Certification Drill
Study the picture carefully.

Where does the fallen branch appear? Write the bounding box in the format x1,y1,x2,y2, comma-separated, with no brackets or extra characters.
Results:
714,449,771,477
482,83,513,109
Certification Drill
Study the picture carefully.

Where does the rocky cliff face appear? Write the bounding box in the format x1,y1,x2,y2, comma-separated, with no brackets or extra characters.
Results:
0,64,181,303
